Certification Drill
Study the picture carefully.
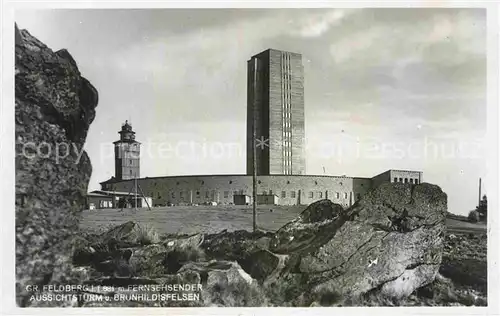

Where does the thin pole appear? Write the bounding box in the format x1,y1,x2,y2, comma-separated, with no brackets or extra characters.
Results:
479,177,482,205
134,176,138,210
252,57,258,233
137,183,151,211
120,182,134,212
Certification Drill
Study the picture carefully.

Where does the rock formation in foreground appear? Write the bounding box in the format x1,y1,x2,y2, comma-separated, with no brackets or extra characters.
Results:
265,182,447,305
15,25,98,306
72,182,447,307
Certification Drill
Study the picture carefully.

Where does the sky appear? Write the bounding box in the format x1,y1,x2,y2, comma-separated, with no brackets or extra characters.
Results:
15,8,487,215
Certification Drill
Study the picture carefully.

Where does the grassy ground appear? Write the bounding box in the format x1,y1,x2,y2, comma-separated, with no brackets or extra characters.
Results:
79,205,487,235
79,205,305,235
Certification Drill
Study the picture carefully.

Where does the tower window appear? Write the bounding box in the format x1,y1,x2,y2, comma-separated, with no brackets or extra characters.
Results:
291,191,296,198
224,191,229,198
394,177,398,182
281,191,286,198
130,170,132,175
308,192,313,198
344,192,348,199
336,192,340,199
318,192,323,198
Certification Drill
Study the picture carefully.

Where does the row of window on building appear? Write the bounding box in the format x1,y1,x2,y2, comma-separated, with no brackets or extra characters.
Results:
157,190,355,200
394,177,419,184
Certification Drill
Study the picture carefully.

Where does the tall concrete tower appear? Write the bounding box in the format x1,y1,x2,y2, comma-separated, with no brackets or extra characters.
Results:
114,121,140,180
246,49,305,176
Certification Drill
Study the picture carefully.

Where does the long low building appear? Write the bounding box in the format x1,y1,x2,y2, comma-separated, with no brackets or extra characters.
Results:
86,190,153,210
99,169,423,207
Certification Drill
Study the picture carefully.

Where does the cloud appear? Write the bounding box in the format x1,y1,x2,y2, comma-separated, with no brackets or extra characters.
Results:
110,9,353,78
107,8,357,126
299,9,485,134
292,9,355,38
328,10,485,68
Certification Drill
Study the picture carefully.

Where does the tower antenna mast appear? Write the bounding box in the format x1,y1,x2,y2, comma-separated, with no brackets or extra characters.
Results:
252,57,258,233
478,177,482,206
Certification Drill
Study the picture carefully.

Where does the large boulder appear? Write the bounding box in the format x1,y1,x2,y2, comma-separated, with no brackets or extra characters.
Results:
178,260,268,307
200,229,278,281
129,244,168,277
99,221,139,246
15,26,98,306
77,260,266,307
267,183,447,305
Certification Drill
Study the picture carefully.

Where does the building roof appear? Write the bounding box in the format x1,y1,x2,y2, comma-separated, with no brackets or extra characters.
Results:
371,169,424,178
99,174,373,185
100,177,117,184
113,140,141,145
250,48,303,60
87,192,113,198
89,190,151,198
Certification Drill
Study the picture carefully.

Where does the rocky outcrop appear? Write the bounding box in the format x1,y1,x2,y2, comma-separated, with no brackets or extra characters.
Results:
266,182,447,305
200,229,277,281
68,223,267,307
15,26,98,306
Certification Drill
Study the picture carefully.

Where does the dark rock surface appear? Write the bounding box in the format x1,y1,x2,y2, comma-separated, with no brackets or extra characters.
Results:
68,221,267,307
267,183,447,304
129,243,168,277
200,229,276,281
15,26,98,306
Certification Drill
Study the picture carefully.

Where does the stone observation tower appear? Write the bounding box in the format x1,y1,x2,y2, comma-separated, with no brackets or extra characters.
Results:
247,49,306,176
113,120,140,180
